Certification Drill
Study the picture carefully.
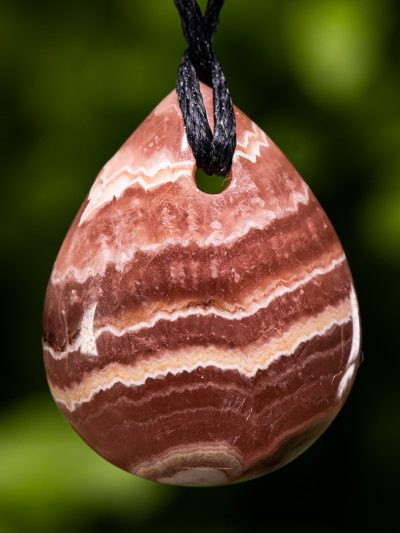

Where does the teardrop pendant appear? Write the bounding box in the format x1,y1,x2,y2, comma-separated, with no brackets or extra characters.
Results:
43,84,361,486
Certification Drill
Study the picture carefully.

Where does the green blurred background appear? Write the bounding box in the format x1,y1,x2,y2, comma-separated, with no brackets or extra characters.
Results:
1,0,399,531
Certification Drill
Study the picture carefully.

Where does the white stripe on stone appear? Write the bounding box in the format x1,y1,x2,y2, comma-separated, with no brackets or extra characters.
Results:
49,298,352,411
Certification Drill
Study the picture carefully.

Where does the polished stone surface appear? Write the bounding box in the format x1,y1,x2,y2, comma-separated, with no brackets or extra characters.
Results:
43,83,361,486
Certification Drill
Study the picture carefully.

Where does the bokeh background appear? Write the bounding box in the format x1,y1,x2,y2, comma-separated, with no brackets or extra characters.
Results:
1,0,399,531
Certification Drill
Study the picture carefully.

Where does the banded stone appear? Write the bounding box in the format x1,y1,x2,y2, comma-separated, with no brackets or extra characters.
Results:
42,83,361,486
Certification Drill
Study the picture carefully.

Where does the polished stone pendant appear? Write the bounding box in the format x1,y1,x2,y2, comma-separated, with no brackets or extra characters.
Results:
43,84,361,486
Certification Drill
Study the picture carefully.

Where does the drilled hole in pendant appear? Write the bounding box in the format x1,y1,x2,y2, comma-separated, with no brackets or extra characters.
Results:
194,168,230,194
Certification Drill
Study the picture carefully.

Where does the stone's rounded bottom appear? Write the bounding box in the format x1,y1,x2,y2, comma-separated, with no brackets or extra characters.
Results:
124,412,334,486
53,312,358,486
131,443,242,487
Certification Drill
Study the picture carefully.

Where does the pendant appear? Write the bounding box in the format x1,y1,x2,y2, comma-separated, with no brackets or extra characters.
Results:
43,84,361,486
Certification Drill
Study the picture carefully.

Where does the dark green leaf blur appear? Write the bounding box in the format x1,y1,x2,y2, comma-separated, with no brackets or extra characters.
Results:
1,0,399,531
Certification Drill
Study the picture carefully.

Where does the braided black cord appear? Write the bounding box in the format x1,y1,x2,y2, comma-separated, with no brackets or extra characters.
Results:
174,0,236,176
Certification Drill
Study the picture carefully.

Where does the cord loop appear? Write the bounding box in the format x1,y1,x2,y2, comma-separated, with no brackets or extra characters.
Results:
174,0,236,177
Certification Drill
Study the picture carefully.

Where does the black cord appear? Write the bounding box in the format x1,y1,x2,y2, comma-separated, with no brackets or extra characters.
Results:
174,0,236,177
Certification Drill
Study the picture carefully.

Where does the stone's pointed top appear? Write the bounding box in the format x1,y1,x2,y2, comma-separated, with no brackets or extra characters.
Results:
90,83,216,223
51,84,271,285
43,86,361,486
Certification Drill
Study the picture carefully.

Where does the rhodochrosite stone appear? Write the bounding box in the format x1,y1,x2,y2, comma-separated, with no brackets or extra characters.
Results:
43,83,361,486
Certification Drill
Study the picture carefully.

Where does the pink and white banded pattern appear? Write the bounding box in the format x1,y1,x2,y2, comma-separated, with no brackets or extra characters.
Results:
43,84,361,486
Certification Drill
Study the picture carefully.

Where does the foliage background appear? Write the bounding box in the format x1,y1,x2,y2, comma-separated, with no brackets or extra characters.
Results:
1,0,399,531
